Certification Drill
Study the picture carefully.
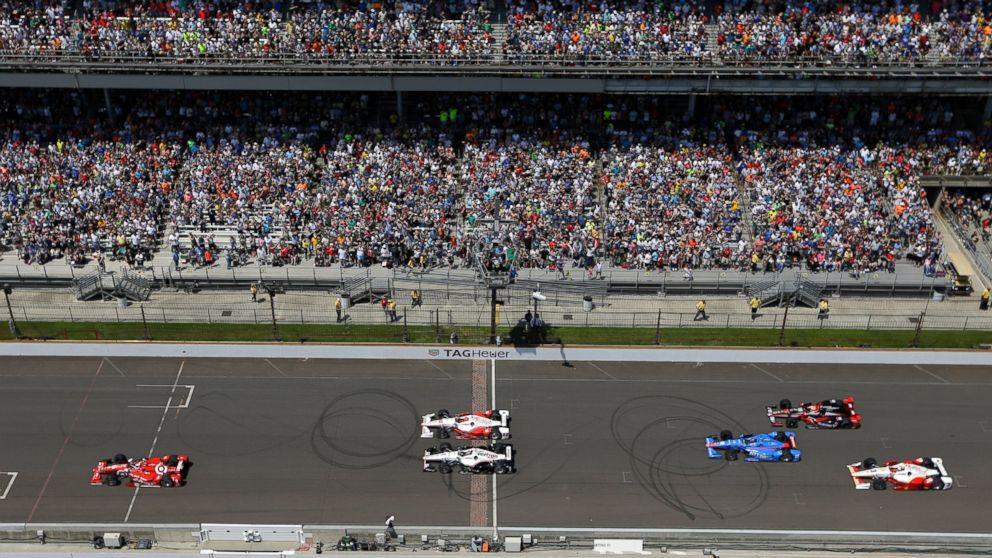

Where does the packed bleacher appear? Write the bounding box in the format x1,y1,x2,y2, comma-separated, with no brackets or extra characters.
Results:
1,90,987,275
1,0,991,64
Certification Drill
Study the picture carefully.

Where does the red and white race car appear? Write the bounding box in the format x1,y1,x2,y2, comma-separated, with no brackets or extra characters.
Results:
767,396,862,429
421,409,511,440
847,457,953,491
90,453,191,488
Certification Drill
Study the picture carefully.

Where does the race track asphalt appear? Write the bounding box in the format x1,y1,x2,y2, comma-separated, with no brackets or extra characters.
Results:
1,356,990,531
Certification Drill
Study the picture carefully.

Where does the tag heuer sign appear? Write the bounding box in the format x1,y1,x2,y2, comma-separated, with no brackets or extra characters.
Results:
428,349,440,357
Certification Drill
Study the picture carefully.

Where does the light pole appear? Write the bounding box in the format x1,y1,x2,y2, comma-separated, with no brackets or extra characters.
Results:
3,284,17,339
264,282,283,341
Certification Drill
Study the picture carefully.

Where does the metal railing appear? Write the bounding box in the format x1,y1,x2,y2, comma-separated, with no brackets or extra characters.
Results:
0,49,988,77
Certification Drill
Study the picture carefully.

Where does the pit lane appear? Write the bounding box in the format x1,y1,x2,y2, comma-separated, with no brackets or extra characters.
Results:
1,355,990,531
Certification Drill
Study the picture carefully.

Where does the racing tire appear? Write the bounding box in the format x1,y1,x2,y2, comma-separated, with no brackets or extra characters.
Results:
871,479,887,491
724,450,739,461
460,465,472,475
100,474,113,486
930,477,945,490
437,409,451,419
839,418,853,429
160,476,175,488
166,455,179,467
780,451,793,462
491,444,506,453
113,453,128,464
921,458,936,469
439,443,452,452
720,430,733,441
779,399,792,410
862,458,878,469
438,428,450,439
490,431,502,440
438,464,452,474
785,419,798,429
496,463,511,475
106,475,121,487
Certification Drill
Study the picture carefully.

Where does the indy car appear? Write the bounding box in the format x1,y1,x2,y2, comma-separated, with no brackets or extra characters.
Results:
705,430,801,462
90,453,191,487
423,443,515,474
421,409,511,440
767,396,861,429
847,457,953,491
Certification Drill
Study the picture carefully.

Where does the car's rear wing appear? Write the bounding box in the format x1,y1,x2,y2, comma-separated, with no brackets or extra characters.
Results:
497,409,510,427
931,457,954,489
704,437,722,459
765,406,784,426
502,445,514,463
420,413,436,438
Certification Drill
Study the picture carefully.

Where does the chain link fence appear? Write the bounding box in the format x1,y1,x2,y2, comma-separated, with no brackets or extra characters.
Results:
3,288,991,345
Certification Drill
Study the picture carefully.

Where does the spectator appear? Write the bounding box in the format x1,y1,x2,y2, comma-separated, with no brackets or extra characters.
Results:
694,299,707,321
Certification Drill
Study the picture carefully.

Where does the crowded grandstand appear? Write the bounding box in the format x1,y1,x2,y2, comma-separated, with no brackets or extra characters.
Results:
0,87,985,280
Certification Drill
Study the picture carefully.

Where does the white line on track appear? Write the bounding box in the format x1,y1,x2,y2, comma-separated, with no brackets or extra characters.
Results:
426,360,454,379
750,363,784,382
125,359,185,523
913,364,950,384
0,472,18,499
264,358,289,377
103,358,127,377
491,358,498,541
588,362,617,379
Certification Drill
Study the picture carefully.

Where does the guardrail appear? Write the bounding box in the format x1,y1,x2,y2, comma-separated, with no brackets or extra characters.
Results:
0,50,988,77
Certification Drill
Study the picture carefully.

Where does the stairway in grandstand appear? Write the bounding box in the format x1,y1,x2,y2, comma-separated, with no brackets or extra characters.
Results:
491,24,508,63
705,23,720,59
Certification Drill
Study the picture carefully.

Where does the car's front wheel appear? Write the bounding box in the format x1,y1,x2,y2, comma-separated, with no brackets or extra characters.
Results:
871,479,887,490
785,419,798,428
724,450,738,461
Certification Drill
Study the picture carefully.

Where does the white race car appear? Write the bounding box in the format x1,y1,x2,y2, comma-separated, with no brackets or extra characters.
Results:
423,443,515,474
848,457,954,491
421,409,511,440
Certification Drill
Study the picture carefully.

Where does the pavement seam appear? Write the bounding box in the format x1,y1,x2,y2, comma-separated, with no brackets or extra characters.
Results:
27,359,104,522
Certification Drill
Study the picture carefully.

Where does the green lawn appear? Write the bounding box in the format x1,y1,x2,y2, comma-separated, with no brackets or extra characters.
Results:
2,320,989,349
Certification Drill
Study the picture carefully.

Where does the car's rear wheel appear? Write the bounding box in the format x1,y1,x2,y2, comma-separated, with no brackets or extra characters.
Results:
720,430,733,441
921,458,936,469
437,409,451,419
438,428,450,439
785,419,798,428
724,450,738,461
438,464,452,474
780,451,793,462
862,458,878,469
160,476,175,488
931,477,945,490
113,454,128,464
871,479,887,490
439,443,452,452
779,399,792,410
490,431,501,440
839,418,852,429
496,463,510,474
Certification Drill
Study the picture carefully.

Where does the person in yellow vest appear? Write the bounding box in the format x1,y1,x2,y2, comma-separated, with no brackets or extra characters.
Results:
411,289,422,308
818,299,829,319
981,287,990,311
750,296,760,320
335,297,343,322
694,300,707,321
250,282,258,303
387,299,398,322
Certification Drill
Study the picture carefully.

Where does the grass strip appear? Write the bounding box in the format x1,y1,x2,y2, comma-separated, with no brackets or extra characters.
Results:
1,320,989,349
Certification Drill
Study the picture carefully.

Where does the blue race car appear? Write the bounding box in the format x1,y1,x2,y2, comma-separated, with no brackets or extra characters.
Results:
705,430,801,462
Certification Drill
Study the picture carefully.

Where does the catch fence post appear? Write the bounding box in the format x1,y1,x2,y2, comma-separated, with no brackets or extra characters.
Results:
654,310,661,345
141,305,150,340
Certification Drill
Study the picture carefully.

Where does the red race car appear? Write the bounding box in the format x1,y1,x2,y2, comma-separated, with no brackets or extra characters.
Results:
90,453,191,488
767,396,861,429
